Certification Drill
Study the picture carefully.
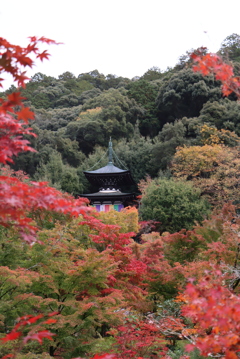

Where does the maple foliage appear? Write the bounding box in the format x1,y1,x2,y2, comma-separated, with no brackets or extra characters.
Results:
168,204,240,358
1,210,160,357
0,37,58,163
0,95,36,170
181,273,240,359
0,37,94,243
108,318,168,358
0,312,57,359
0,226,127,356
0,174,91,243
0,36,59,88
191,49,240,98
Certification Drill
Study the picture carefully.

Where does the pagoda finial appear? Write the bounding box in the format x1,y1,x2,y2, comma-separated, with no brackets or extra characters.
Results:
108,137,113,164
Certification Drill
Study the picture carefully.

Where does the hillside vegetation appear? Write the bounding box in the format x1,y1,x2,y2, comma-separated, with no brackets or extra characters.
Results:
1,33,239,204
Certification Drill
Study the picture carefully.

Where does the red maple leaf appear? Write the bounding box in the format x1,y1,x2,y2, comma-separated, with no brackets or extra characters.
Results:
17,55,33,67
38,36,59,44
43,319,57,325
0,331,22,342
7,92,24,107
17,106,35,122
37,50,50,61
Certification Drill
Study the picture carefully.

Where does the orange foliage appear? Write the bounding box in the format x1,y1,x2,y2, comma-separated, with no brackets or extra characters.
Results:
191,50,240,98
172,144,240,207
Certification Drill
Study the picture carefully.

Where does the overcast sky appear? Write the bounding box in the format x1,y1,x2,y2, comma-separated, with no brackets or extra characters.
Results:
1,0,240,89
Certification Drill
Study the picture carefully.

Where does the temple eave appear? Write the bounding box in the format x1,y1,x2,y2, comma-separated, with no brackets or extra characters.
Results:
80,191,135,204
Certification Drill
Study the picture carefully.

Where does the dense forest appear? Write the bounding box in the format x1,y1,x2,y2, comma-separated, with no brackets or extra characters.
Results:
1,33,240,359
1,33,239,201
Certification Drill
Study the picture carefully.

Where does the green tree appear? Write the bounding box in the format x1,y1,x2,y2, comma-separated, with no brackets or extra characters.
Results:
35,105,82,131
77,69,106,90
78,88,102,104
218,33,240,63
65,118,106,155
156,69,222,128
21,73,57,108
140,178,210,233
55,93,81,107
199,98,240,136
12,127,85,177
127,79,160,136
29,80,71,109
140,66,163,81
65,88,143,154
58,71,94,96
81,88,144,126
104,73,131,90
151,117,201,171
34,150,83,195
58,71,75,81
114,125,158,184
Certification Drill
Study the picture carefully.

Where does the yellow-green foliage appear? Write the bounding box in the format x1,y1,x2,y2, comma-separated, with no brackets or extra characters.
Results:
172,144,225,178
10,350,52,359
172,144,240,208
77,107,102,121
200,124,240,146
98,207,139,234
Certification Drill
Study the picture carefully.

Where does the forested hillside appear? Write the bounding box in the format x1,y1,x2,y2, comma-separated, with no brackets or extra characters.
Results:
1,33,239,201
1,33,240,359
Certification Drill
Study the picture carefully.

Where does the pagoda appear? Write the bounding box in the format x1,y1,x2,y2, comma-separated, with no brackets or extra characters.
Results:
81,139,135,212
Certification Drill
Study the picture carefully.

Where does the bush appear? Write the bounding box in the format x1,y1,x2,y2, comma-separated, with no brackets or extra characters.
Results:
140,178,210,233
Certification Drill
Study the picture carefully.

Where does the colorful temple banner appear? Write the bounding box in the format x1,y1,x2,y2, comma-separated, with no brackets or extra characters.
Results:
93,204,124,212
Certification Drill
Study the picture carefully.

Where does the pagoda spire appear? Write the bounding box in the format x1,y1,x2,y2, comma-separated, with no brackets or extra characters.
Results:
108,137,113,164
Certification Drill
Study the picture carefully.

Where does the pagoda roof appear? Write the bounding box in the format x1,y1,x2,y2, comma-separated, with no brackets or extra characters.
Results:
83,166,135,187
81,189,135,204
83,139,135,188
84,162,128,175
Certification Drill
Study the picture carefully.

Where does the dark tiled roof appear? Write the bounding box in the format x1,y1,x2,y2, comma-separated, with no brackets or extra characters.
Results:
82,190,125,197
80,190,135,204
84,163,127,174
